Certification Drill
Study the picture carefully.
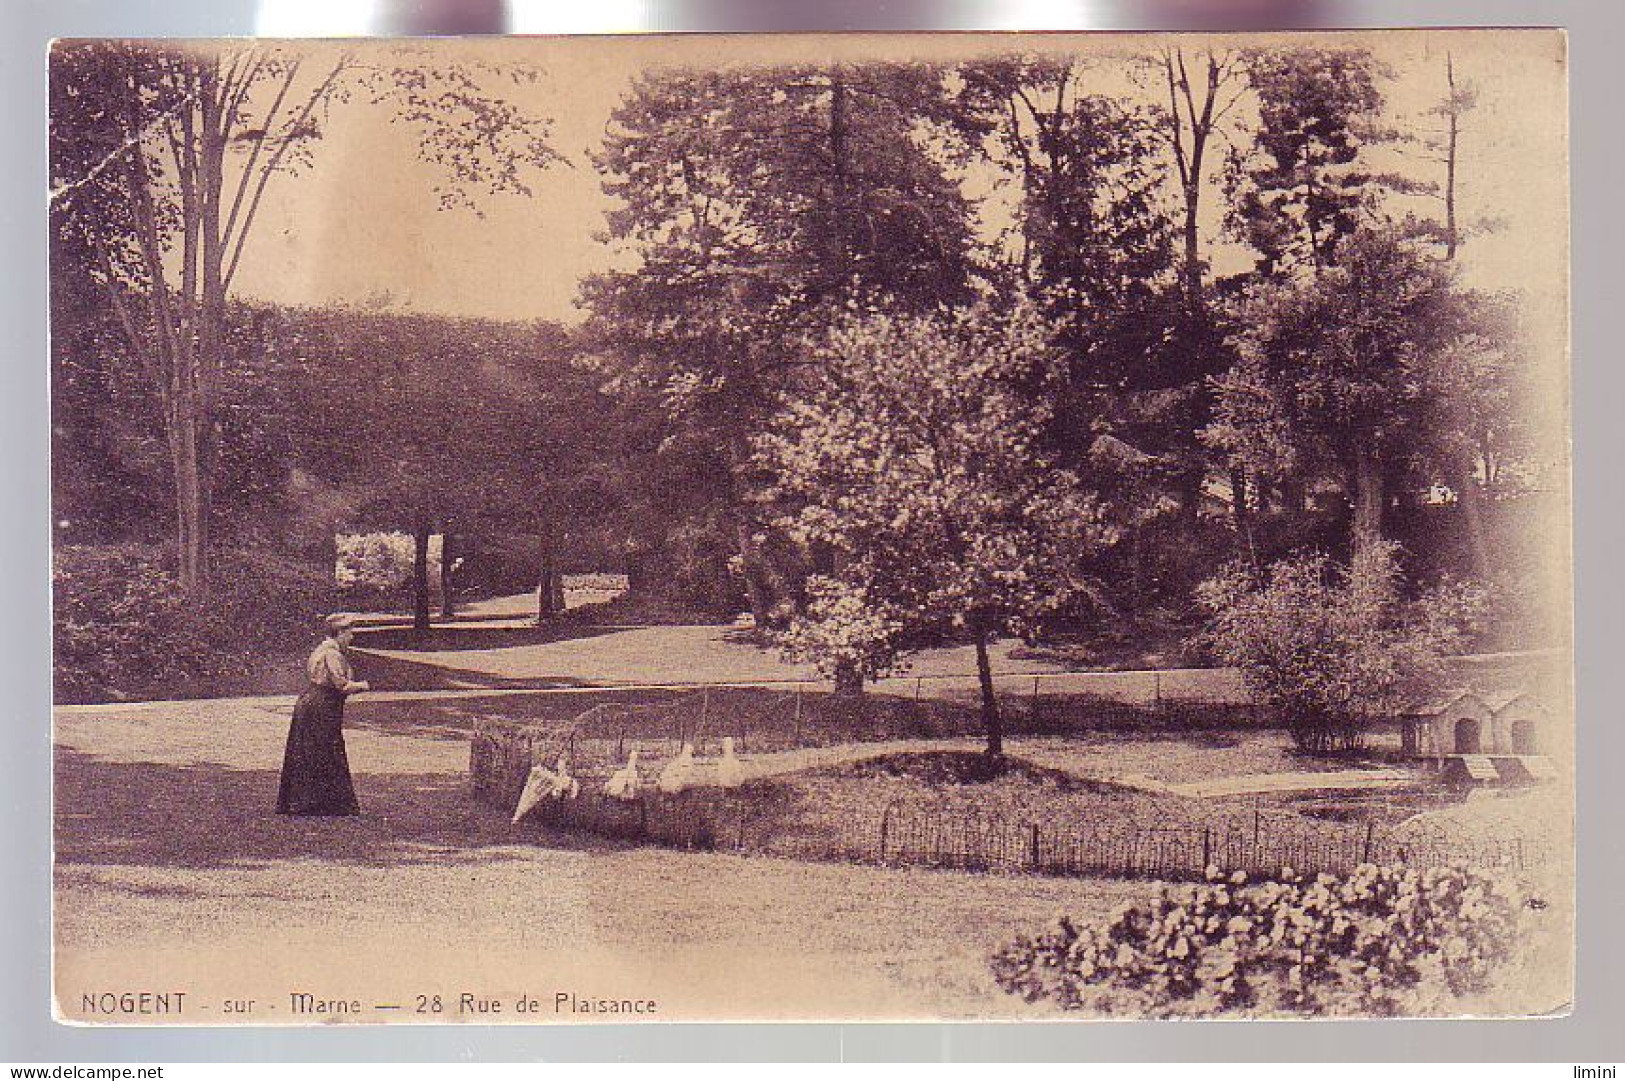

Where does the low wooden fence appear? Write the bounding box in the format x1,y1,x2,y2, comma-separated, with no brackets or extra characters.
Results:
872,802,1540,880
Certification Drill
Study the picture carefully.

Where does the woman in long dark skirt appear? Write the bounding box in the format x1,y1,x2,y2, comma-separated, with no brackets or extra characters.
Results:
277,613,371,816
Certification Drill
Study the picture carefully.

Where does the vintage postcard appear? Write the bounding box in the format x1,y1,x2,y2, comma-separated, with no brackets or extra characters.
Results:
49,29,1571,1024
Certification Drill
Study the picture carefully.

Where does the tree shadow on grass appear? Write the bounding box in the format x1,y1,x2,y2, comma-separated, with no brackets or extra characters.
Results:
353,623,623,653
341,689,693,742
348,649,597,692
54,747,634,874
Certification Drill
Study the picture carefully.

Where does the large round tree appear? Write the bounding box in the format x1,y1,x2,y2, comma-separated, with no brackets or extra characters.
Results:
756,303,1111,758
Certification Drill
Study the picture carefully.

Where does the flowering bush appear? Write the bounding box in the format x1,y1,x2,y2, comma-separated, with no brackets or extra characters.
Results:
756,303,1109,731
335,531,439,592
778,577,906,687
991,863,1526,1018
1195,542,1486,752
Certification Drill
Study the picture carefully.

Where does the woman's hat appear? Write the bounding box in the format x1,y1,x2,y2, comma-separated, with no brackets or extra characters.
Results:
324,612,357,635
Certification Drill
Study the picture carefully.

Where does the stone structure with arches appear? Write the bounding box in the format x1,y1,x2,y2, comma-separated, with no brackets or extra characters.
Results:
1401,689,1558,782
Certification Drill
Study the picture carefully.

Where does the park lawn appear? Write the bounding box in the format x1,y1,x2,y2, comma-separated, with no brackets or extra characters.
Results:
998,730,1392,785
54,694,1570,1021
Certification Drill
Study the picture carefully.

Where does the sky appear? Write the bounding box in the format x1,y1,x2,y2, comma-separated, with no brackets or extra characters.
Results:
226,30,1568,333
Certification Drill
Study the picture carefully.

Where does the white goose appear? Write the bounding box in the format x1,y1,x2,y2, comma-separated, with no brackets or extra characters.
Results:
512,759,565,823
657,742,697,794
550,755,581,800
715,736,744,790
603,749,641,800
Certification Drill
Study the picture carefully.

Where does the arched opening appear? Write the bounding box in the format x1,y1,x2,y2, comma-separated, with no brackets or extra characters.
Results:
1511,719,1538,755
1454,717,1482,754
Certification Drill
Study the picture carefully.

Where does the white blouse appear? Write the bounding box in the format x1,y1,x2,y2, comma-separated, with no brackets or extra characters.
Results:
306,638,356,692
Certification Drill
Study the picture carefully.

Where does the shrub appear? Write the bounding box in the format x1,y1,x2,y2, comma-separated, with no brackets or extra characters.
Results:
53,545,211,702
207,546,343,659
54,543,340,702
777,577,906,689
1195,542,1485,753
991,863,1527,1018
335,531,441,593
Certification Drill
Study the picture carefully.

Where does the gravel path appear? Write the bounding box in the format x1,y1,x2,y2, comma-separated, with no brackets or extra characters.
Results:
1165,768,1420,798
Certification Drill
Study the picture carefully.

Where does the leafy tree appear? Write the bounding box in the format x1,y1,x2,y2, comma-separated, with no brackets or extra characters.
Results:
952,57,1177,422
756,304,1110,757
1428,54,1477,261
246,307,607,630
1153,46,1261,563
48,41,559,598
582,64,976,623
1205,228,1472,559
1155,47,1249,316
1407,293,1537,582
49,226,170,542
1225,48,1390,278
952,57,1223,611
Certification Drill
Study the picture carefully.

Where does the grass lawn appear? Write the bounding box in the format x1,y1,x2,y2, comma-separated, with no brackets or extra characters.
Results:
54,698,1157,1022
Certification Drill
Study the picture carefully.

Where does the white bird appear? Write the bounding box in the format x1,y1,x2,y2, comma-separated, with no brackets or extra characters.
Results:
603,749,641,801
657,742,696,794
715,736,744,790
512,760,565,823
550,755,581,801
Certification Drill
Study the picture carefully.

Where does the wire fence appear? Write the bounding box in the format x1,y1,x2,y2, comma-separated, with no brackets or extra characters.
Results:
465,665,1551,883
872,801,1540,879
487,785,1542,881
466,677,1265,780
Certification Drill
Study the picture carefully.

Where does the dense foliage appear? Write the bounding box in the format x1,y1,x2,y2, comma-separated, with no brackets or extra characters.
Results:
54,544,338,702
758,304,1110,749
579,64,978,627
49,43,1563,704
992,862,1529,1017
48,41,561,598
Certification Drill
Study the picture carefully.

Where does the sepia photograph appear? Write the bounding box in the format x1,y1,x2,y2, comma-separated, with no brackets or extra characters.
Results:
48,29,1571,1025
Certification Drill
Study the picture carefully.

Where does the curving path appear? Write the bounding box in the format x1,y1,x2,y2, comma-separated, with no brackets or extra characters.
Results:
668,738,1416,798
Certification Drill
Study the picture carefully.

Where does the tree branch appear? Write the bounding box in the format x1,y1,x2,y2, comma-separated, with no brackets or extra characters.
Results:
223,57,349,293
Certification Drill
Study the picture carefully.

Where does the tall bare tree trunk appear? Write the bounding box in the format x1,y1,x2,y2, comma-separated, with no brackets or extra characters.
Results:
76,49,368,603
833,659,864,696
537,527,561,622
168,398,206,595
1230,466,1260,569
1453,458,1493,581
412,520,432,634
440,530,457,618
1163,49,1240,546
1351,446,1385,558
973,619,1003,759
194,65,226,592
1444,54,1460,261
735,520,775,628
1163,48,1223,317
550,563,566,614
625,546,651,600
